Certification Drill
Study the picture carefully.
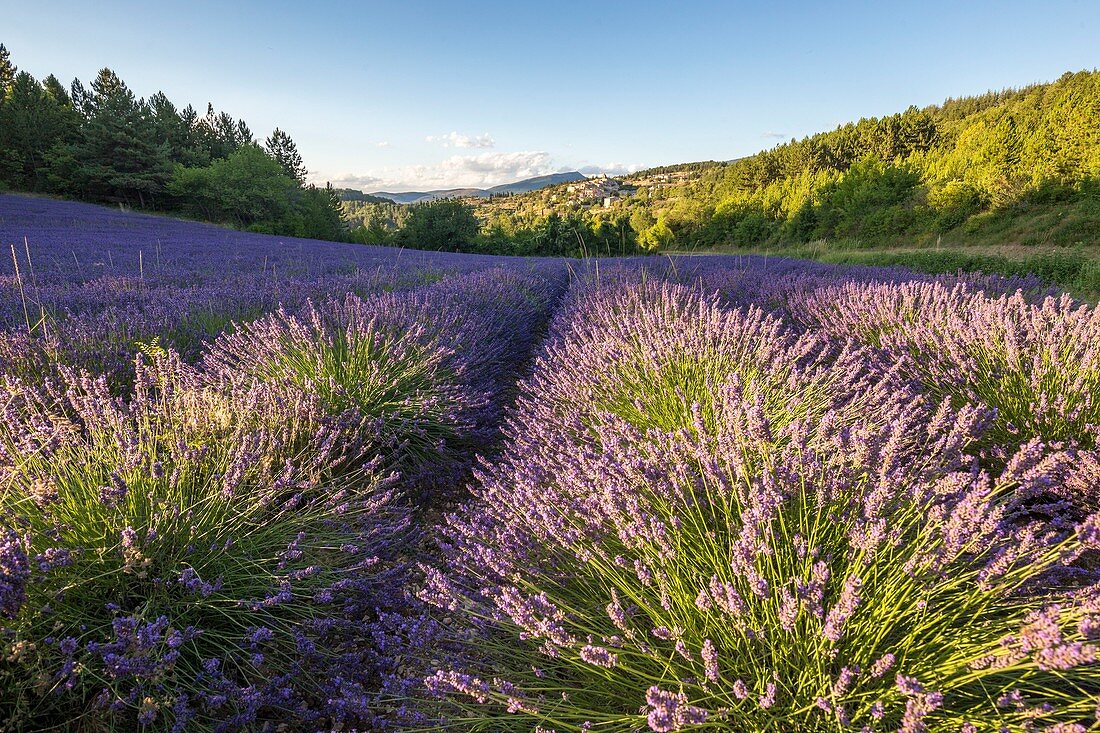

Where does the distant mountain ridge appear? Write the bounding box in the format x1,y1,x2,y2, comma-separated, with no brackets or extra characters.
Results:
348,171,586,204
484,172,586,195
369,188,483,205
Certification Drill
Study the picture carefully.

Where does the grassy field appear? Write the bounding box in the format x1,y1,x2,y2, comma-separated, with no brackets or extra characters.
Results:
796,244,1099,299
684,242,1100,301
689,197,1100,301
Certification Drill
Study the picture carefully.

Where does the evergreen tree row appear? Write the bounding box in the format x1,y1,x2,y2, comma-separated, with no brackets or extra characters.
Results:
0,44,345,241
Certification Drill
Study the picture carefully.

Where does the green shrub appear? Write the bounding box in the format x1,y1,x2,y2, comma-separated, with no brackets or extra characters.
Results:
928,180,985,232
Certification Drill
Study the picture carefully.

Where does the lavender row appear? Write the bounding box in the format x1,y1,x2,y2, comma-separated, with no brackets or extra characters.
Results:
611,256,1099,501
0,263,564,731
0,267,449,393
417,273,1100,732
201,263,566,496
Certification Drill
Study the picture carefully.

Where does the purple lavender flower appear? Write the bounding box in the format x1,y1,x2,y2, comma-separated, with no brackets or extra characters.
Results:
822,575,862,643
0,529,30,618
645,686,707,732
869,653,896,678
701,638,719,683
33,547,74,573
98,473,129,509
896,673,925,695
424,670,491,703
579,644,618,668
759,681,777,710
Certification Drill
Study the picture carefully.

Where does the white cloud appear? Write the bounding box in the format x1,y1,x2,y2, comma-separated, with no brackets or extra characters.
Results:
578,162,645,176
762,131,787,139
375,141,391,148
425,131,496,149
319,150,567,192
314,153,655,193
321,173,384,190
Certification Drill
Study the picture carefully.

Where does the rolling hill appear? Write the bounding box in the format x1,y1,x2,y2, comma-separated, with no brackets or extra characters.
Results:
351,171,586,204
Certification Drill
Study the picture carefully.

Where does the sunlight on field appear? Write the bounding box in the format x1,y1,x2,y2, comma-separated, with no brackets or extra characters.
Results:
2,198,1098,731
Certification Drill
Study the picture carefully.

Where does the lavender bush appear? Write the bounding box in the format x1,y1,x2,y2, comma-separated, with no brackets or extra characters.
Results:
788,280,1100,451
418,277,1100,732
0,351,412,730
202,266,563,494
524,277,913,438
0,266,452,394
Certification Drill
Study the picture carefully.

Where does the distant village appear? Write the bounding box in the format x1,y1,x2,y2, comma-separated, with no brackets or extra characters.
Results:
338,167,714,234
563,174,630,207
558,170,698,207
425,167,713,225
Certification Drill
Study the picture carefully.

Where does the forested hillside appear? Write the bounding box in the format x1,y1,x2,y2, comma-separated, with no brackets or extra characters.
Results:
0,44,345,239
4,42,1097,263
390,70,1099,260
637,69,1099,249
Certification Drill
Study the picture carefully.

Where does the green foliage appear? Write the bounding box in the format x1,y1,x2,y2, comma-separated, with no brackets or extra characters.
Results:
479,211,642,257
147,92,207,168
168,146,345,240
637,217,675,251
344,198,409,244
927,180,985,232
54,69,174,207
0,71,79,190
264,127,306,183
392,199,479,251
292,184,346,241
809,158,922,238
0,43,15,99
0,44,346,241
624,70,1100,251
168,145,297,226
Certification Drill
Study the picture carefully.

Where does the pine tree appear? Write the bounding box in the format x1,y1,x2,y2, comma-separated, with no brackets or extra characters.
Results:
69,78,90,116
265,127,306,182
236,119,253,146
213,110,242,157
0,71,78,190
41,75,72,106
148,91,201,166
0,44,16,101
63,68,172,207
176,104,209,166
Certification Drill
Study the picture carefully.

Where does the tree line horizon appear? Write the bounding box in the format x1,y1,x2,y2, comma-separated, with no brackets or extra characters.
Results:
1,44,1097,259
0,44,345,241
344,69,1100,257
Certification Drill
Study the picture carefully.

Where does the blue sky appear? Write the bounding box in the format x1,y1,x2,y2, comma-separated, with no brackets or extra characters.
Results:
5,0,1098,191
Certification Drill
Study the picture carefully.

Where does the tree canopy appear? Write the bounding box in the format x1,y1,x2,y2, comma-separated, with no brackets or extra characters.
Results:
0,45,345,240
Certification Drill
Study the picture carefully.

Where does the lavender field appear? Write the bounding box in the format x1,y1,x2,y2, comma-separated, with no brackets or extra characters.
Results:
1,194,1099,732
